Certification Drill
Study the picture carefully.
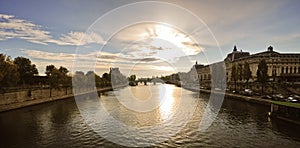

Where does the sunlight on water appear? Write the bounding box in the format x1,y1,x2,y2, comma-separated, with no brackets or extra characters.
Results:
159,84,176,121
1,84,300,147
130,85,151,100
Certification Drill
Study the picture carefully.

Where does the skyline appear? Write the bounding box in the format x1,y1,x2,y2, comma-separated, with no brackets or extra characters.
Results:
1,0,300,77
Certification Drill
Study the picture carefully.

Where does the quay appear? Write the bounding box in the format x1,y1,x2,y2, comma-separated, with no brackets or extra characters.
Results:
180,84,300,125
269,101,300,125
0,87,113,112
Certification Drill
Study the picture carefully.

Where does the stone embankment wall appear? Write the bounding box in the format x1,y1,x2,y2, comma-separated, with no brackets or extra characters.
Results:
0,87,72,106
0,87,113,112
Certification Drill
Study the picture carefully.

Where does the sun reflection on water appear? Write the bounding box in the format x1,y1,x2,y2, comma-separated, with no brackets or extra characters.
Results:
159,84,179,121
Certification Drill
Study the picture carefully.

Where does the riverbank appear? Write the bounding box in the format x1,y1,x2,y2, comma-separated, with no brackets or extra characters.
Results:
182,86,300,125
182,86,272,106
0,87,112,112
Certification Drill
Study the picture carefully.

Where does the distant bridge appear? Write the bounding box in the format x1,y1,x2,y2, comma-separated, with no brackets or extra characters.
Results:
136,78,165,85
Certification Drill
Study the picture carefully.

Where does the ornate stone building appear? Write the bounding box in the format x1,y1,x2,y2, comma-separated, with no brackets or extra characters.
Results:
189,45,300,90
225,45,300,83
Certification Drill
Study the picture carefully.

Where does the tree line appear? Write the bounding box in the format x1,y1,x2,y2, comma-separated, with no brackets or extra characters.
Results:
0,53,114,90
0,54,38,87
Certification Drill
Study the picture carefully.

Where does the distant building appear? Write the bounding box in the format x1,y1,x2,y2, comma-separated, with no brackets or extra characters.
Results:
109,67,127,85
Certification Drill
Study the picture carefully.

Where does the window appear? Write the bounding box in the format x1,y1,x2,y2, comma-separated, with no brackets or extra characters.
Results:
294,67,297,73
290,67,293,73
282,67,284,74
286,67,288,73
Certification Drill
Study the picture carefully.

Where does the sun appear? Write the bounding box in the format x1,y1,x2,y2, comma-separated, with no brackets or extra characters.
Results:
154,24,191,48
146,24,202,56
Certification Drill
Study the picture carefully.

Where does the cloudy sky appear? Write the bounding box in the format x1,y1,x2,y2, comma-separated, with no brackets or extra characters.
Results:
0,0,299,77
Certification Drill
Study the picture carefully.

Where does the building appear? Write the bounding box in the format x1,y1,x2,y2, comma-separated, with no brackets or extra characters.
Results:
184,45,300,93
109,67,127,86
225,45,300,83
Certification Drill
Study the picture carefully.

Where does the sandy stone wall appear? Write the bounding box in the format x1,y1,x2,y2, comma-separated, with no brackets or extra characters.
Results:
0,87,73,106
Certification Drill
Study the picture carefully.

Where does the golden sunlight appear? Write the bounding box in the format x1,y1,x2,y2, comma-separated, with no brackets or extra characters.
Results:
159,84,176,121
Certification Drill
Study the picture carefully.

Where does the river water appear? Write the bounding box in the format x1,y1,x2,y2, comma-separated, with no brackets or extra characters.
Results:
1,84,300,147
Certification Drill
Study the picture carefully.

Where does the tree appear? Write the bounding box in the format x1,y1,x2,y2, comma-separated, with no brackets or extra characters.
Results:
128,75,136,82
45,65,71,96
57,66,71,88
231,64,238,91
102,72,111,86
243,61,252,88
58,66,69,75
0,54,19,87
48,68,62,88
238,63,243,81
45,65,55,76
237,63,243,90
256,59,268,94
14,57,38,85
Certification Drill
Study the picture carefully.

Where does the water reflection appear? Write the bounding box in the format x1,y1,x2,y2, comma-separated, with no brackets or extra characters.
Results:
0,84,300,147
159,84,177,121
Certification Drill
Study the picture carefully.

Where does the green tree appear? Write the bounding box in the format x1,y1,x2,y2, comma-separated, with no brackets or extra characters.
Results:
49,68,62,87
256,59,268,94
243,61,252,88
0,54,19,87
45,65,71,96
231,64,238,91
14,57,38,85
58,66,71,88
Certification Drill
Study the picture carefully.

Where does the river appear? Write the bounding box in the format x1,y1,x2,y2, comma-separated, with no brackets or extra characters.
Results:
0,84,300,147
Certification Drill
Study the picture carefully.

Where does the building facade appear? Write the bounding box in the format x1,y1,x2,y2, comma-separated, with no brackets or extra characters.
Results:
225,46,300,83
187,45,300,91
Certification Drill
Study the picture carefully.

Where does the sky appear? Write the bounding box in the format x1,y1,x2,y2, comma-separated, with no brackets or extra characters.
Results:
0,0,300,78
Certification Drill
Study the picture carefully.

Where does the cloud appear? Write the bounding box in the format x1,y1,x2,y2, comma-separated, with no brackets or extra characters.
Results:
57,31,106,45
105,23,204,64
20,48,172,77
0,14,52,45
21,48,161,65
0,14,105,46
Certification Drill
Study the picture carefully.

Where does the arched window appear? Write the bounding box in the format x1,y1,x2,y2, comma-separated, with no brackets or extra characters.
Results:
286,67,288,73
290,67,293,74
281,67,284,74
294,67,297,73
298,67,300,74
